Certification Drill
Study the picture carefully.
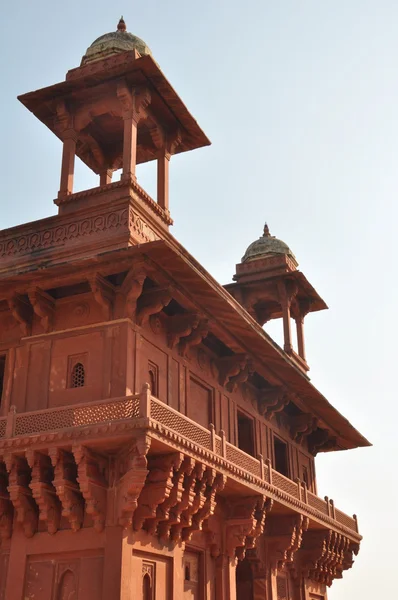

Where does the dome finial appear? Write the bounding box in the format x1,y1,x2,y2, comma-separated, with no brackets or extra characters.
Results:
117,16,126,32
263,222,271,237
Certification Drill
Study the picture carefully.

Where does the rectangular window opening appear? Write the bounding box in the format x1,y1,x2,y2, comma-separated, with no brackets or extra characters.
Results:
274,436,289,477
237,412,255,457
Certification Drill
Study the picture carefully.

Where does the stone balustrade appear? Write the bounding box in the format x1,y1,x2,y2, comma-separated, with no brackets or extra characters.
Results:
0,391,360,541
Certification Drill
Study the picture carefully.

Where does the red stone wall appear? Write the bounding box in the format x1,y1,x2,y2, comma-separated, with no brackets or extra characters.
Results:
0,298,316,492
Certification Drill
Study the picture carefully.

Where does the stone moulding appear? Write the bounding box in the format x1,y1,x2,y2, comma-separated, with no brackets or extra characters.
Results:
0,394,361,544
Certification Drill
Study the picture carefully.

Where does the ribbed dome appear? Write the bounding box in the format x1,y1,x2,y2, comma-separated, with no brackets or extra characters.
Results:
242,224,297,263
81,17,152,66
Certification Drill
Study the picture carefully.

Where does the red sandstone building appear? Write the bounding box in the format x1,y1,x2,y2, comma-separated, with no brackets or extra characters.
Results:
0,18,369,600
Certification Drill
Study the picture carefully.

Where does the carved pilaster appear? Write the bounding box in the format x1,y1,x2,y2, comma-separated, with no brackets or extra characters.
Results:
133,453,183,532
73,445,108,533
49,448,84,532
266,514,309,572
0,462,13,540
216,354,248,387
7,294,32,336
121,265,147,319
136,288,172,326
116,435,150,528
257,386,289,418
5,454,38,538
167,313,200,350
26,450,61,535
28,287,55,333
89,273,114,320
290,414,318,444
179,319,209,357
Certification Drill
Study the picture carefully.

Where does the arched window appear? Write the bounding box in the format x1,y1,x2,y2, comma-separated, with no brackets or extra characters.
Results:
71,362,85,388
57,570,77,600
149,370,156,394
143,573,152,600
148,361,158,397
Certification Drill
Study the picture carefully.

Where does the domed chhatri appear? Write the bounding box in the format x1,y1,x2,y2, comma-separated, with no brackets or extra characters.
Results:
241,223,297,264
81,17,152,66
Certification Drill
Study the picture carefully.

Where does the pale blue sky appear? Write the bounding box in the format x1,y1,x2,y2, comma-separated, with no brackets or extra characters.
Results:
1,2,394,598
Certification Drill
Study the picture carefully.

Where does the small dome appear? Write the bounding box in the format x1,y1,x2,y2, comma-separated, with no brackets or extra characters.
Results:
81,17,152,66
242,223,297,263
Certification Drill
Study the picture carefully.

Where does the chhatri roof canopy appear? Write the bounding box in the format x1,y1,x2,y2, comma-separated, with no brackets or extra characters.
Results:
18,18,210,175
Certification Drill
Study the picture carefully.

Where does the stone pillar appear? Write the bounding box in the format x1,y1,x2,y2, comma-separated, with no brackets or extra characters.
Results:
4,529,27,600
102,526,123,600
295,316,306,361
59,132,76,196
121,115,138,182
215,555,237,600
281,299,293,353
100,169,113,186
278,281,298,354
157,149,170,210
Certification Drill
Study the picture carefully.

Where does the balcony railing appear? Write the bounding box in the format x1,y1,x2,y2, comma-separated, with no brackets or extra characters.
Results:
0,392,360,540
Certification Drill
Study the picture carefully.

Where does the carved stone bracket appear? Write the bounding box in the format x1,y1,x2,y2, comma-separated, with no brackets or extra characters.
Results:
116,435,151,528
89,273,114,320
225,496,269,561
26,450,61,535
54,100,74,136
227,362,254,393
216,354,248,387
290,414,318,444
120,265,147,319
257,386,289,418
167,313,200,350
0,462,13,540
7,294,33,336
136,287,172,326
145,453,190,536
28,287,55,333
266,514,309,572
179,319,210,357
73,445,108,533
307,429,337,456
157,456,195,541
49,448,84,533
292,529,358,587
133,452,183,532
5,454,38,538
182,469,226,541
170,461,206,543
117,82,151,122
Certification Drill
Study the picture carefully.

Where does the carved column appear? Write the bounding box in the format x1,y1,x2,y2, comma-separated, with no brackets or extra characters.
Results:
278,281,294,353
100,168,113,186
157,149,170,210
295,300,311,362
59,132,77,196
117,83,151,182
